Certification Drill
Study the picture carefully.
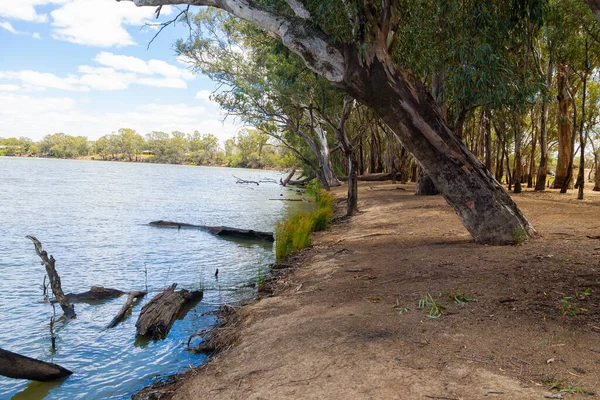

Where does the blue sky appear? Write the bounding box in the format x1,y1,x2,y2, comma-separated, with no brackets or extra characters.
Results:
0,0,243,143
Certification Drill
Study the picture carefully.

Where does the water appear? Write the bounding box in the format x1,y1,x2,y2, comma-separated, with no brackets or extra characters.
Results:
0,158,309,399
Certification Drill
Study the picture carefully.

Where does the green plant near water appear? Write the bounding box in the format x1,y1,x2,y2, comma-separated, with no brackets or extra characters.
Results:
275,184,335,261
418,293,446,318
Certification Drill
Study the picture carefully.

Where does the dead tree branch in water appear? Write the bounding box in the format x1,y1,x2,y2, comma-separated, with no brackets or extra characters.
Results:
233,175,259,185
26,236,76,319
107,291,147,328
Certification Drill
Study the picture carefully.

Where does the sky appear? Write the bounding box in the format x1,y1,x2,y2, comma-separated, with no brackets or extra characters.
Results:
0,0,244,143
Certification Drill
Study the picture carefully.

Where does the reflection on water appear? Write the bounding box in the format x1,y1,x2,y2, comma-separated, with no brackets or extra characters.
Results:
0,158,311,399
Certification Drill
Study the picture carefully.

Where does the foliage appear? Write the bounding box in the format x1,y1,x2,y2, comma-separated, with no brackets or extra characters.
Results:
446,290,478,304
560,288,592,317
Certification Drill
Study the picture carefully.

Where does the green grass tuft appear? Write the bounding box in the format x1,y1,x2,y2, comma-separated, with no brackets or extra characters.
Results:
275,187,335,261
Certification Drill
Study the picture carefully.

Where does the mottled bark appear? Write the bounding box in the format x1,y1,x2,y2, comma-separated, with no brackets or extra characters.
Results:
415,168,439,196
513,114,523,194
554,64,574,189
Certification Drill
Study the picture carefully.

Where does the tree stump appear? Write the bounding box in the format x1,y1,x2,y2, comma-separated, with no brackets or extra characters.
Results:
135,284,203,339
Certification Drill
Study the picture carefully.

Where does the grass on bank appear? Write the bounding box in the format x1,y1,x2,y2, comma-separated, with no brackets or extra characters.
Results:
275,184,335,262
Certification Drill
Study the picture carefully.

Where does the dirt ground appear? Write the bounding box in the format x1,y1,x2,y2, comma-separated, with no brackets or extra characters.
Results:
144,183,600,400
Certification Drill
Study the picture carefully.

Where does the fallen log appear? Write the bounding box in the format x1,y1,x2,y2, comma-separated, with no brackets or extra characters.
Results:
107,291,147,328
136,284,203,339
62,286,124,303
26,236,76,319
149,220,274,242
0,348,72,381
280,168,297,186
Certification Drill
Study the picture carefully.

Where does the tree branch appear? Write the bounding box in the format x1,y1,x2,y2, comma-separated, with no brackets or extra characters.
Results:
285,0,310,19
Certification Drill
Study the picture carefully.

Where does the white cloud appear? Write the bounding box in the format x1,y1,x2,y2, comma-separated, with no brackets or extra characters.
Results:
0,93,242,144
0,21,19,34
0,70,87,91
136,77,187,89
32,32,41,39
50,0,172,47
95,52,195,80
0,0,68,23
0,84,20,92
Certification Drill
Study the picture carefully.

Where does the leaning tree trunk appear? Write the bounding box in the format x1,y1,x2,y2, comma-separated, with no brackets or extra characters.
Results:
554,64,574,189
314,125,341,189
340,50,536,243
126,0,536,244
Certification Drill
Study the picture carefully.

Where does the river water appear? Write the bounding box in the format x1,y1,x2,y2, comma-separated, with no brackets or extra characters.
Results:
0,158,308,399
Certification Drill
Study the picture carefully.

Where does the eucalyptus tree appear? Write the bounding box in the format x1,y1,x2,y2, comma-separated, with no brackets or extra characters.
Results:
122,0,542,244
178,10,342,189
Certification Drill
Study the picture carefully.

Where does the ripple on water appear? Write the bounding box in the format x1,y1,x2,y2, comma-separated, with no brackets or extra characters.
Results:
0,158,313,399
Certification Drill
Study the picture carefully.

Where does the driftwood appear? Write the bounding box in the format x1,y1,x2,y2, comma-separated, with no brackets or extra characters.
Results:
26,236,76,319
107,291,147,328
62,286,124,303
149,220,274,242
0,348,72,381
233,175,259,185
368,186,407,192
136,284,203,339
280,168,297,186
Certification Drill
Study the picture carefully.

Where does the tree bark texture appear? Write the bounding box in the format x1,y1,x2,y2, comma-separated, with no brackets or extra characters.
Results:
125,0,536,244
0,348,72,382
136,284,203,339
415,168,439,196
26,236,76,319
535,57,553,191
554,64,574,189
513,114,523,194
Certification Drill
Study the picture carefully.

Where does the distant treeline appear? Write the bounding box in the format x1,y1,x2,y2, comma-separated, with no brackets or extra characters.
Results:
0,128,297,169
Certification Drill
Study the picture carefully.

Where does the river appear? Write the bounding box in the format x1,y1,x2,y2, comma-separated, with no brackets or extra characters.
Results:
0,157,308,399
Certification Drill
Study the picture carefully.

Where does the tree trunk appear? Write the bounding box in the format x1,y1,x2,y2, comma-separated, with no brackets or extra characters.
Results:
535,57,553,191
415,168,440,195
513,113,523,194
577,51,589,200
594,151,600,191
528,127,537,189
346,154,359,215
314,125,341,189
554,64,574,189
126,0,536,244
0,348,72,382
26,236,76,319
483,111,493,171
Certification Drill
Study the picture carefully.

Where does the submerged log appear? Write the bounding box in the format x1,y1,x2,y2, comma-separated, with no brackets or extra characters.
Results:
149,220,274,242
107,291,147,328
0,348,72,381
136,284,203,339
63,286,125,303
26,236,76,319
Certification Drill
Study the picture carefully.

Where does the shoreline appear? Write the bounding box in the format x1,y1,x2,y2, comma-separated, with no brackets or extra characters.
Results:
134,183,600,399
